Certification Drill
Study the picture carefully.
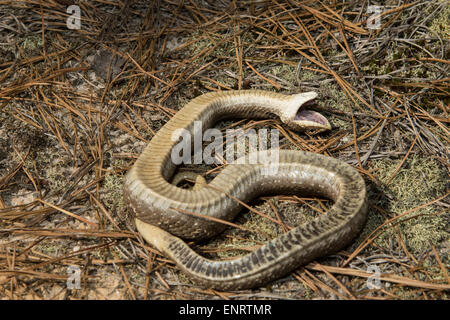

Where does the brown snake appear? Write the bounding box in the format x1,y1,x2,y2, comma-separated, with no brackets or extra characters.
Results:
123,90,368,290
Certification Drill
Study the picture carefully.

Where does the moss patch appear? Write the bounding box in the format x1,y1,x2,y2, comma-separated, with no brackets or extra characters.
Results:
368,155,448,253
430,1,450,38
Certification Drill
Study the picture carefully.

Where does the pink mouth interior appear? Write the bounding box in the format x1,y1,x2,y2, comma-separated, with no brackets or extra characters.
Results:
294,110,329,126
294,100,329,126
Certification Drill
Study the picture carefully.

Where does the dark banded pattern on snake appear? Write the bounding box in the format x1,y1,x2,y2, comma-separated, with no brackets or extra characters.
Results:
123,90,368,290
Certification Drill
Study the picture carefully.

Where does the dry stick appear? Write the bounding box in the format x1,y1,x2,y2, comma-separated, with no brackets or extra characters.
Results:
319,2,367,32
86,190,121,230
417,57,450,64
11,146,40,198
292,195,327,215
160,58,217,103
361,116,389,166
316,131,347,154
303,268,348,299
155,271,170,290
114,119,148,142
430,244,450,285
124,102,156,136
312,16,356,72
348,101,362,169
0,62,16,84
40,2,46,58
6,239,46,272
330,121,385,153
0,81,58,100
0,204,51,220
265,7,314,60
233,17,243,90
385,130,420,186
10,110,43,130
209,288,231,300
337,23,361,77
37,199,98,227
267,200,290,232
0,46,77,68
410,102,450,137
201,182,290,228
0,270,68,281
118,263,136,300
0,148,28,188
315,263,356,299
144,251,154,300
39,91,72,157
307,263,450,291
274,124,313,152
52,93,87,122
334,70,381,116
10,228,135,239
158,25,252,100
364,1,421,35
132,239,167,262
267,13,379,117
288,9,326,64
8,243,17,297
300,4,367,34
294,270,320,293
171,207,251,233
124,111,148,141
127,53,169,86
245,60,281,90
0,242,118,286
395,224,419,265
197,75,233,90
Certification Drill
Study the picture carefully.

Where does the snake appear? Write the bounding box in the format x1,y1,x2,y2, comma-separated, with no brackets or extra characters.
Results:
123,90,368,290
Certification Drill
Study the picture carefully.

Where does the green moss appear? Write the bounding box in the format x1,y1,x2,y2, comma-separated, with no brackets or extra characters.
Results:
45,165,69,192
100,151,127,214
37,239,62,256
270,64,297,84
33,151,71,193
20,34,43,56
298,70,318,82
430,1,450,38
102,173,125,210
368,155,448,253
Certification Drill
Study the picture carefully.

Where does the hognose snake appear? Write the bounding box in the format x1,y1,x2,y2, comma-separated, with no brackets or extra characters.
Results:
123,90,368,290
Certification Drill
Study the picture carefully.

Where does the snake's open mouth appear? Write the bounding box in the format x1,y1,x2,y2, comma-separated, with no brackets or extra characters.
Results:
294,99,330,129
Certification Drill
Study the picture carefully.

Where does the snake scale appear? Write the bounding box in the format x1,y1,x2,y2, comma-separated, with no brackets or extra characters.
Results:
123,90,368,290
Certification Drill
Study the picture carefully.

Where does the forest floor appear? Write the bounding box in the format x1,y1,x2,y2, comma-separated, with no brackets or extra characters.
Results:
0,0,448,300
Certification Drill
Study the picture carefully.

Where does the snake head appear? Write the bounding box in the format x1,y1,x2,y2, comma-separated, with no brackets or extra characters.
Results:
281,91,331,132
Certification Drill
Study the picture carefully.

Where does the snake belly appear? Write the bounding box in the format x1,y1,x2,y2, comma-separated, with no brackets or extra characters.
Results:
123,90,368,290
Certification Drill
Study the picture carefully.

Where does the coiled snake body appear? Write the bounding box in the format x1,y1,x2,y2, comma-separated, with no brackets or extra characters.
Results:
123,90,368,290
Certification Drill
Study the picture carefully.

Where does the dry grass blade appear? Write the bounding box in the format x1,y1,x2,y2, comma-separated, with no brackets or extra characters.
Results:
307,263,450,291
